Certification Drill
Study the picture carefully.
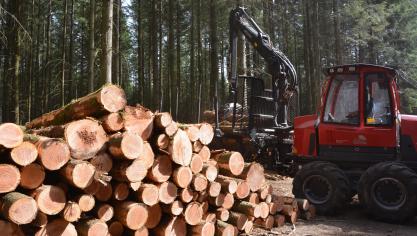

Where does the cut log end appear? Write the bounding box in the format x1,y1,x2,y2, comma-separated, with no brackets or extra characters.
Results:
101,112,124,133
37,138,71,171
113,182,130,201
2,192,38,225
19,163,45,190
123,105,154,141
116,202,148,230
138,184,159,206
62,201,81,222
32,185,66,215
158,182,177,204
145,204,162,229
198,123,214,145
10,142,38,166
97,203,114,222
147,155,172,183
0,164,20,193
184,202,203,226
173,166,193,188
235,181,250,199
100,84,127,112
35,219,77,236
77,194,95,212
193,174,208,192
179,188,194,203
190,153,203,174
0,123,24,149
169,130,192,166
108,221,124,236
155,112,173,128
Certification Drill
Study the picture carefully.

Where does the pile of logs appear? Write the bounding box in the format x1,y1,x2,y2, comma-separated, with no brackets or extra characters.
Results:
0,84,313,236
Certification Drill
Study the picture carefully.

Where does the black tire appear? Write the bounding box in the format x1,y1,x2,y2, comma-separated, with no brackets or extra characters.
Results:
358,162,417,223
292,161,351,215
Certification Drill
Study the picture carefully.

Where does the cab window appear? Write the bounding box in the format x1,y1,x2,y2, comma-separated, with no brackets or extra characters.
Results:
364,73,392,125
323,74,359,125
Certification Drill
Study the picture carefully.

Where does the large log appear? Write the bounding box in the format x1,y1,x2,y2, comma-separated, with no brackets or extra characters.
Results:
212,152,244,176
231,201,260,218
158,181,177,204
27,84,126,129
90,152,113,173
235,181,250,199
0,164,20,193
10,141,38,166
112,159,147,183
0,123,24,148
184,202,203,226
109,132,144,160
172,166,193,188
137,184,159,206
179,188,194,203
227,211,248,231
100,112,124,133
77,218,109,236
61,201,81,222
190,221,215,236
254,215,274,230
35,219,77,236
146,155,172,183
1,192,38,225
155,112,173,128
216,208,230,221
208,181,221,197
201,163,218,182
123,105,154,141
19,163,44,189
198,123,214,145
60,161,96,189
216,175,238,194
115,201,148,230
31,136,70,171
198,146,211,162
168,129,192,166
141,142,155,169
31,185,66,215
215,220,237,236
164,121,178,137
145,204,162,229
192,173,208,192
237,163,265,192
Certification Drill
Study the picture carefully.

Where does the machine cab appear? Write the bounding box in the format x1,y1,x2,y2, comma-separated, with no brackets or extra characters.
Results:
294,64,401,162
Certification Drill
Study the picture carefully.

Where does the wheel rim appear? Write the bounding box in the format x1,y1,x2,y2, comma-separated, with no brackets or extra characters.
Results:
371,177,407,210
302,175,332,205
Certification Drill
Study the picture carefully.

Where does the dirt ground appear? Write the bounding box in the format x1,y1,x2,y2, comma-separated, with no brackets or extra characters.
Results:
249,172,417,236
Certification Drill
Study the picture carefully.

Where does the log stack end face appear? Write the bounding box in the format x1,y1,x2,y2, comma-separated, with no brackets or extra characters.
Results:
99,84,127,113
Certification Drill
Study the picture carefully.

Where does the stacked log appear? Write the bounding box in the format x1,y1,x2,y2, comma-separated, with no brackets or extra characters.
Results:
0,84,313,235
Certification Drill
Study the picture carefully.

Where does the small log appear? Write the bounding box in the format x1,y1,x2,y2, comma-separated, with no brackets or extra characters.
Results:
286,211,298,224
153,216,186,236
108,221,124,236
161,200,183,216
212,151,244,176
123,105,154,141
202,163,218,182
109,132,144,160
231,201,259,218
215,220,237,236
153,133,169,149
192,173,208,192
221,193,235,210
227,211,248,231
274,214,285,227
100,112,124,133
141,142,155,169
184,202,203,226
237,163,265,192
10,141,38,166
94,182,113,202
76,194,95,212
0,164,21,193
296,198,310,211
19,163,45,189
1,192,38,225
61,161,96,189
137,183,159,206
216,175,237,194
200,201,209,214
32,211,48,227
183,125,200,142
281,204,294,216
96,203,114,222
27,84,126,129
269,201,281,215
247,192,259,204
115,201,148,230
77,218,109,236
190,221,215,236
258,202,270,219
254,215,274,230
36,137,71,170
258,183,272,200
198,123,214,145
198,146,211,162
283,196,295,204
235,181,250,199
208,181,221,197
179,188,194,203
35,219,77,236
31,185,66,215
90,152,113,172
61,201,81,222
155,112,173,128
164,121,178,137
264,194,272,203
113,182,130,201
203,212,216,223
197,190,208,202
158,181,177,204
216,208,229,221
112,159,147,183
243,220,253,234
173,166,193,188
147,155,172,183
192,140,203,153
0,123,24,148
190,153,203,174
145,204,162,229
168,129,192,166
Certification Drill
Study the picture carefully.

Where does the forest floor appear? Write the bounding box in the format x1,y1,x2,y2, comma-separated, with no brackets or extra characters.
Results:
250,172,417,236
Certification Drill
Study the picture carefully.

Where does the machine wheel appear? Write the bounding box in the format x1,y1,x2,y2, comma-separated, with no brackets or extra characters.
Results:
358,162,417,223
293,161,351,215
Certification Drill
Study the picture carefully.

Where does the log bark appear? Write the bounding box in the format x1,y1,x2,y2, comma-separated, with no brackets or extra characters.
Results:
32,211,48,227
0,164,20,193
100,112,124,133
90,152,113,173
96,203,114,222
215,220,237,236
168,129,192,166
172,166,193,188
35,219,77,236
77,218,109,236
31,185,66,215
212,151,244,176
109,132,144,160
254,215,274,230
115,201,148,230
61,201,81,222
61,161,96,189
158,181,177,204
145,204,162,229
123,105,154,141
296,198,310,211
231,201,259,218
274,214,285,227
108,221,124,236
147,155,172,183
27,84,126,129
216,175,237,194
1,192,38,224
190,221,215,236
137,183,159,206
94,182,113,202
10,141,38,166
227,211,248,231
0,123,24,148
113,182,130,201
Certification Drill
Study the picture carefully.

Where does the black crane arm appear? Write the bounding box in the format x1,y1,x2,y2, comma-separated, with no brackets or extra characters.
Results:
229,7,298,127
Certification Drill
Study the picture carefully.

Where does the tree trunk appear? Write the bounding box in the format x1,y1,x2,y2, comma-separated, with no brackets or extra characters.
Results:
88,0,96,92
102,0,113,84
61,0,68,107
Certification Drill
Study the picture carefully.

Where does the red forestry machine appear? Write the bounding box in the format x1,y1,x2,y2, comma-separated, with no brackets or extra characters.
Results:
212,7,417,223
